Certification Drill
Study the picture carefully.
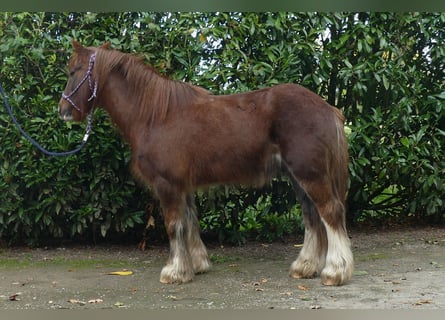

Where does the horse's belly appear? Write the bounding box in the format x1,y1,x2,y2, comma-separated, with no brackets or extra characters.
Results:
190,145,280,188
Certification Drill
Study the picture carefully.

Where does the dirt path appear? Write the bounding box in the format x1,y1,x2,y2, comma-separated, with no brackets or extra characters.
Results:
0,227,444,309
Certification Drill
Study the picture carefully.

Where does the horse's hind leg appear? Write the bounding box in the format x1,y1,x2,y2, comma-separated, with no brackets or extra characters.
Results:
289,181,328,279
297,178,353,285
283,158,352,285
317,192,354,285
185,194,211,274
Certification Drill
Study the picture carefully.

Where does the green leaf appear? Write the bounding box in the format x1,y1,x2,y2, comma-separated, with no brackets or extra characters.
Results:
382,74,390,90
434,92,445,99
400,137,410,147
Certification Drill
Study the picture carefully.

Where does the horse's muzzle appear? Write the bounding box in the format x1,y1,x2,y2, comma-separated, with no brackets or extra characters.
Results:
58,99,74,121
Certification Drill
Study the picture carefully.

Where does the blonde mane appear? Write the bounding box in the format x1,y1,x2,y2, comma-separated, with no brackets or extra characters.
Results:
94,48,209,125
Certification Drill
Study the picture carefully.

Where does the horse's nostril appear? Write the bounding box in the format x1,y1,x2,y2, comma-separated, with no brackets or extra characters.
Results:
59,106,74,121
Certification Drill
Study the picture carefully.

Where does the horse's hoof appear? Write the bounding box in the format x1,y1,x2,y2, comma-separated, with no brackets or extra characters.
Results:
289,259,318,279
160,275,193,284
321,275,344,286
160,265,193,284
320,268,352,286
289,270,317,279
193,259,211,274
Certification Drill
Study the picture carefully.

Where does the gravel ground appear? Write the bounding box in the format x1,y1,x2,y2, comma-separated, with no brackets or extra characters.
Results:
0,227,444,309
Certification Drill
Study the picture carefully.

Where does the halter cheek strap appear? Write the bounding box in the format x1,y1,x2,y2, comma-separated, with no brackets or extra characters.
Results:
62,52,98,113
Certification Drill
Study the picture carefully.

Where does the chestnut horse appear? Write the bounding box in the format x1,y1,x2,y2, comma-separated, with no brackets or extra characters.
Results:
58,41,353,286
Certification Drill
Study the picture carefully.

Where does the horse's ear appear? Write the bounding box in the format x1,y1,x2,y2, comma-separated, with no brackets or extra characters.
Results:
100,42,111,50
72,40,84,52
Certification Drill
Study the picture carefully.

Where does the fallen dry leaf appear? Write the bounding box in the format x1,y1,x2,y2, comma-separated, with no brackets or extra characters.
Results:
107,270,133,276
9,293,20,301
138,240,147,251
68,299,86,306
294,244,304,248
297,285,309,291
147,215,155,228
114,301,126,308
88,298,104,304
252,278,268,286
413,299,433,306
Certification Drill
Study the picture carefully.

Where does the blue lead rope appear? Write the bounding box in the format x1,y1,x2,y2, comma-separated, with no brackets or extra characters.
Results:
0,82,91,157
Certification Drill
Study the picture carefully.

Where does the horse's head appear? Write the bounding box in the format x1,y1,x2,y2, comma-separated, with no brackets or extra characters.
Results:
58,40,109,121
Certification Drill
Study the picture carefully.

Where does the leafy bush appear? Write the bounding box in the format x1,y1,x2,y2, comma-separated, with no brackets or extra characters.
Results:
197,182,304,245
0,12,444,246
330,13,445,223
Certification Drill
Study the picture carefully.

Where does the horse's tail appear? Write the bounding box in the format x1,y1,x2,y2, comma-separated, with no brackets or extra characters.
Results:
331,107,349,206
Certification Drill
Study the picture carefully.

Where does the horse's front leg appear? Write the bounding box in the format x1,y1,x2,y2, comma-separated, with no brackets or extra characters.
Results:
185,194,211,274
160,199,195,284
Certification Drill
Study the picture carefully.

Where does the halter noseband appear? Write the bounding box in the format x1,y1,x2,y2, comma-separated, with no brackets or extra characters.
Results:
61,52,97,144
62,52,98,114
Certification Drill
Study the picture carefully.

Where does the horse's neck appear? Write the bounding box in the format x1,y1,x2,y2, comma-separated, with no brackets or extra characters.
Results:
95,64,204,144
97,73,144,141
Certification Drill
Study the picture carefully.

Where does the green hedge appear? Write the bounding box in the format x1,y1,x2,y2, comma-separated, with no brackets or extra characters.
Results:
1,13,444,245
